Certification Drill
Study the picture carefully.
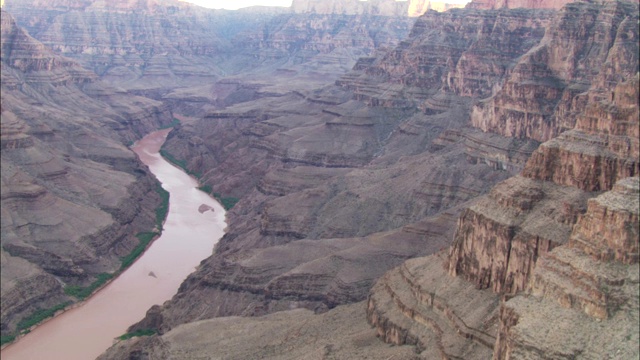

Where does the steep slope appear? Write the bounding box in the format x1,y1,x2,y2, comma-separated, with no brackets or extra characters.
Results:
0,10,172,340
367,1,639,358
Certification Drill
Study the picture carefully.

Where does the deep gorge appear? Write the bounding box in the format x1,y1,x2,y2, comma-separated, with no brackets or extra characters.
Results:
1,0,638,358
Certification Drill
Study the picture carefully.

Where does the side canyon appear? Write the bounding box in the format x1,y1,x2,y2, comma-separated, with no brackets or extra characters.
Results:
1,0,638,359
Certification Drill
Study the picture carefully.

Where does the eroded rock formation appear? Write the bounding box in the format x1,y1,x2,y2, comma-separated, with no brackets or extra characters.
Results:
1,0,637,358
1,9,172,338
366,1,639,359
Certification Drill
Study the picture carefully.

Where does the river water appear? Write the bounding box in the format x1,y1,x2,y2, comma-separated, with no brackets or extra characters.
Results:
1,129,226,360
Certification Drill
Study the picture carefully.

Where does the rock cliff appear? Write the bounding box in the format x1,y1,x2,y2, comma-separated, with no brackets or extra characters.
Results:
468,0,573,10
1,9,173,339
366,1,639,359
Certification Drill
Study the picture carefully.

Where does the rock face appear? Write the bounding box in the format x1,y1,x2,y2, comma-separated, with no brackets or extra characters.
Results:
468,0,574,10
4,0,414,99
291,0,410,16
470,0,639,143
99,302,422,360
494,178,639,359
366,1,639,359
1,10,172,338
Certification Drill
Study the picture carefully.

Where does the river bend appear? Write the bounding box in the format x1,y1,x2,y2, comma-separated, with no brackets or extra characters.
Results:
1,129,226,360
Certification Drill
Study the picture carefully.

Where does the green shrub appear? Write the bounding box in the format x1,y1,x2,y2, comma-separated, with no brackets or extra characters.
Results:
159,149,201,178
120,232,158,271
118,328,157,340
221,197,240,210
159,150,188,172
64,273,113,300
198,184,213,194
16,302,71,331
213,193,240,210
1,334,16,346
155,185,170,230
159,118,181,130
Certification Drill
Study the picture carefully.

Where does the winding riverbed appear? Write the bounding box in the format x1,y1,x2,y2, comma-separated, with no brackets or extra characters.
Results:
1,129,226,360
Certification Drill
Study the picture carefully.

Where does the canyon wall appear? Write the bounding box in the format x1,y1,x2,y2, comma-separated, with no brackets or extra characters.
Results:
468,0,574,9
1,10,173,338
366,1,639,359
1,0,637,358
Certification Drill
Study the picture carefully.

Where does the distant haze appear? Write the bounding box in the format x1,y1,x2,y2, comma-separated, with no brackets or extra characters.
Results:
180,0,293,10
181,0,470,10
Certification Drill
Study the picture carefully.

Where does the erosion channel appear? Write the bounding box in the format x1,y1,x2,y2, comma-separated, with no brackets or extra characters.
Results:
1,129,227,360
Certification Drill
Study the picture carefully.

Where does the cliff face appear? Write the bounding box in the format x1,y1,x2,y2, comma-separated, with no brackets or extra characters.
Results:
447,0,638,295
291,0,466,17
471,0,639,143
291,0,410,16
1,10,173,338
366,1,638,359
494,177,639,359
468,0,574,10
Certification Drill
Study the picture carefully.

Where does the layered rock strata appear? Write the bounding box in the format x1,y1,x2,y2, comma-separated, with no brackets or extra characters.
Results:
367,253,500,359
471,0,639,143
365,1,639,359
1,10,172,337
494,178,639,359
468,0,574,10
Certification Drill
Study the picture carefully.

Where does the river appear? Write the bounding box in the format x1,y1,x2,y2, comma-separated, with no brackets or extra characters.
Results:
1,128,226,360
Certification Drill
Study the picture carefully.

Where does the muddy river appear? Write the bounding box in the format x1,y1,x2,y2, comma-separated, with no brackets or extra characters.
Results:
2,128,226,360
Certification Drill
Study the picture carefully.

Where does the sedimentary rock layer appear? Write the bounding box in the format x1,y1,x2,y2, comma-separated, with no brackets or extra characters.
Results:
493,178,639,359
1,10,172,337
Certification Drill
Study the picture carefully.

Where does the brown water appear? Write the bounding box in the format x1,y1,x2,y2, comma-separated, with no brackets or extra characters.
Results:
1,129,226,360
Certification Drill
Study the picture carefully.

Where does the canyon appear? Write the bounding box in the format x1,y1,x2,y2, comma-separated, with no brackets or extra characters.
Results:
1,0,638,359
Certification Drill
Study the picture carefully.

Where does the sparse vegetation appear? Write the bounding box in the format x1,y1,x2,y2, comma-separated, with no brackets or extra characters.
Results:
213,192,240,210
159,118,181,130
118,328,157,340
155,185,170,230
159,149,188,171
159,149,201,178
198,184,213,194
1,335,16,346
16,302,72,331
64,273,114,300
120,232,158,271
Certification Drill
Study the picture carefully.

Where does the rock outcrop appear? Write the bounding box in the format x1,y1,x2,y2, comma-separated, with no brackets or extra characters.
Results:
494,178,639,359
471,0,639,143
291,0,410,16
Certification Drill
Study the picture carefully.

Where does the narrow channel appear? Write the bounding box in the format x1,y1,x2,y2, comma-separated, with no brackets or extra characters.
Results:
1,129,226,360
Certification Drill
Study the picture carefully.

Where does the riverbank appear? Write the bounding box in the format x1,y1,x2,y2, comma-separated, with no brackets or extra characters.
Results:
1,129,226,360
